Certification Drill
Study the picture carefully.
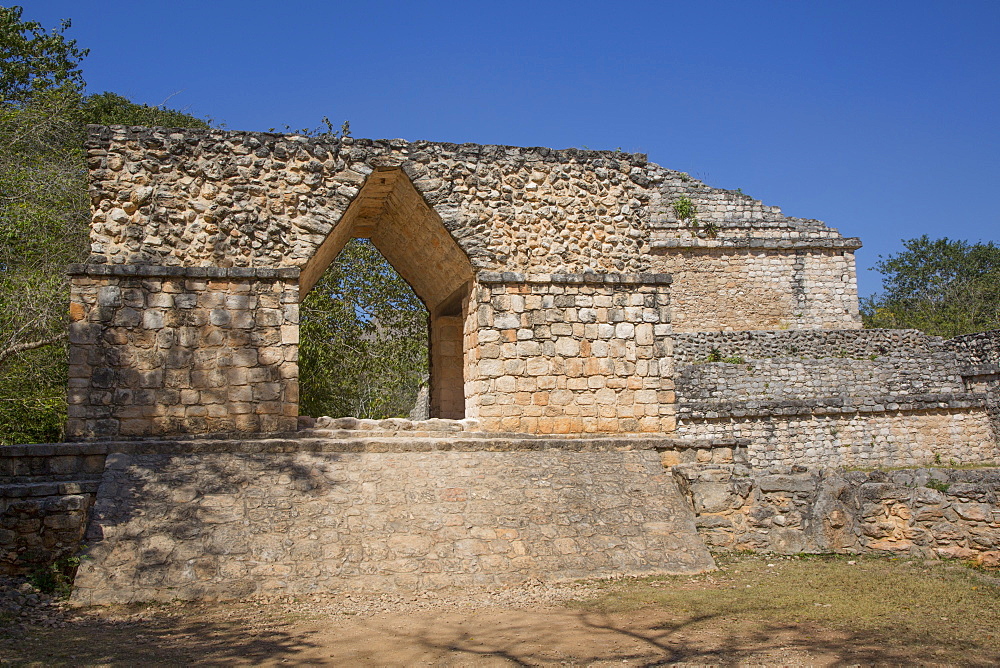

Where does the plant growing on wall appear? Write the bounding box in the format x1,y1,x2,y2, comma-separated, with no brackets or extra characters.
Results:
673,196,719,238
673,196,696,224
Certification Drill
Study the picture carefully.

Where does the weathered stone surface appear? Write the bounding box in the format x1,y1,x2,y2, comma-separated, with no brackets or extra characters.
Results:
469,273,673,433
69,128,875,438
674,465,1000,558
30,128,1000,600
672,328,1000,468
67,267,298,439
85,127,858,299
71,445,713,604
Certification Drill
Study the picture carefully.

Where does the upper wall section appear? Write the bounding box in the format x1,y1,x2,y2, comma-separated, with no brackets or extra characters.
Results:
84,126,860,277
947,330,1000,371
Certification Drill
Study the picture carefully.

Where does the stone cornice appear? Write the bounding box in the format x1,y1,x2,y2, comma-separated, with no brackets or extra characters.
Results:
476,271,672,285
68,264,301,279
651,237,863,252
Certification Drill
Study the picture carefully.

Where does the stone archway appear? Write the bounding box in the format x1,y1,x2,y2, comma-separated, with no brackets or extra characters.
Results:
299,167,474,419
70,128,865,439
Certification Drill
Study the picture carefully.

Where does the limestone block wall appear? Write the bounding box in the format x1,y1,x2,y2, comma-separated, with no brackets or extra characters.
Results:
654,246,860,332
671,328,941,366
672,329,1000,468
946,331,1000,442
467,272,673,433
85,126,861,332
675,464,1000,558
430,314,466,419
67,265,299,439
647,178,861,332
70,439,713,604
74,127,874,438
85,128,659,275
681,409,995,469
676,356,965,402
0,443,107,575
947,330,1000,368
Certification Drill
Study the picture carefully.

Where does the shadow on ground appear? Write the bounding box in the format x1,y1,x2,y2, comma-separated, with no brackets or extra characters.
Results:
5,601,998,666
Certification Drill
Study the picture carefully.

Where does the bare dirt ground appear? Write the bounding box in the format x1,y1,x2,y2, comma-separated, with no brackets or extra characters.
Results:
3,553,1000,667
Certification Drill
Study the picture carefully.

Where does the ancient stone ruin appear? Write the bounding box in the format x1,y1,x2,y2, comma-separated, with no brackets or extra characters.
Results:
68,127,863,438
1,127,998,603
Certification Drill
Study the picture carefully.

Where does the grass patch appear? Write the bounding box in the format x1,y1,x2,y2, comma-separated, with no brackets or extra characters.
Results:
571,552,1000,662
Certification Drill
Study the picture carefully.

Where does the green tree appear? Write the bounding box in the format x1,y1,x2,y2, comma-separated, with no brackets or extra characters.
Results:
0,6,416,440
80,91,211,129
299,239,428,419
0,6,87,105
0,87,87,444
0,7,209,443
862,235,1000,338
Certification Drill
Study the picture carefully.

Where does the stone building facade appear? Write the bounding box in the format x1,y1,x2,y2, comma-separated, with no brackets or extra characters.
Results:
70,126,865,440
3,127,998,601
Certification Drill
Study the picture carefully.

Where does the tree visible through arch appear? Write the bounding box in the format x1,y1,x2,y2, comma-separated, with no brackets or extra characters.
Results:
299,239,428,419
297,167,474,420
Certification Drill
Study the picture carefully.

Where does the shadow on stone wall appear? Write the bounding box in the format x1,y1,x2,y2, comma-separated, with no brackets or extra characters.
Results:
77,449,340,602
72,445,713,605
675,464,1000,558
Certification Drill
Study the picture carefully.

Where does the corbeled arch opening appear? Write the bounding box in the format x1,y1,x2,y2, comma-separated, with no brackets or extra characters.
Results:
299,167,475,419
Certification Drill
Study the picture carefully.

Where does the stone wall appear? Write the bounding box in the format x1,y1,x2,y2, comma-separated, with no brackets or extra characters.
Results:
72,127,873,437
85,127,859,275
679,409,995,469
468,272,674,433
947,330,1000,439
654,246,860,332
67,265,299,439
671,328,999,469
0,444,107,575
675,464,1000,558
69,437,713,605
676,357,965,403
85,126,860,328
947,329,1000,369
6,436,1000,596
671,328,938,366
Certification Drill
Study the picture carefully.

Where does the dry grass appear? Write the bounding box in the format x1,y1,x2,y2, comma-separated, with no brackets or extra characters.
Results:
573,551,1000,663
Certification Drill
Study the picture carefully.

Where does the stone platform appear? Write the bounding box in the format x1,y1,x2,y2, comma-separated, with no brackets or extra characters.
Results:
69,435,715,605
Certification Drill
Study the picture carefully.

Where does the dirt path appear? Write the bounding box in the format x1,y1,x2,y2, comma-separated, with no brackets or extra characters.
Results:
0,601,859,666
4,554,999,666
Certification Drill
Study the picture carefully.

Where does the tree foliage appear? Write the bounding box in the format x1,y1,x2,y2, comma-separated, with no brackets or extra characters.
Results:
80,91,210,129
0,6,87,105
299,239,428,419
0,8,209,443
0,7,419,442
861,235,1000,338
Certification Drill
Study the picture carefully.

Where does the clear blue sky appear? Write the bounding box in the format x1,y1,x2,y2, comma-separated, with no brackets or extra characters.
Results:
22,0,1000,297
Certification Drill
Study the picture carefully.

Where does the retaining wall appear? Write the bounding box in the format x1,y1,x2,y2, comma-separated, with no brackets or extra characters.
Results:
675,464,1000,558
5,437,1000,600
672,329,999,469
0,443,107,575
69,437,713,604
